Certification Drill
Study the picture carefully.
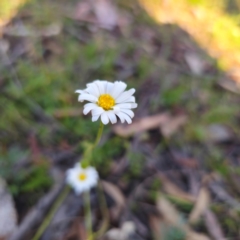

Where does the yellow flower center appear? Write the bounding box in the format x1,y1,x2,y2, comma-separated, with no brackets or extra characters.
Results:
97,94,115,110
78,173,87,181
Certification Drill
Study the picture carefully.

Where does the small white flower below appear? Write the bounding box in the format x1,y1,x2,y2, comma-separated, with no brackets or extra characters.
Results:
75,80,137,125
66,163,98,195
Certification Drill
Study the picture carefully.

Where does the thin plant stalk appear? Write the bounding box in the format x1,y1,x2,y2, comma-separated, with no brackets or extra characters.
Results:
81,121,104,166
33,122,104,239
93,181,109,239
83,122,104,240
32,185,70,240
84,190,93,240
93,121,104,149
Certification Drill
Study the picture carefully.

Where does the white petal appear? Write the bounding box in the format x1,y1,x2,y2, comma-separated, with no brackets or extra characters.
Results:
86,83,92,88
75,90,85,94
78,93,98,102
86,167,99,178
121,96,136,103
95,80,106,95
115,103,133,109
92,114,100,122
116,89,135,103
87,80,100,97
92,107,104,116
66,165,99,195
74,163,81,168
115,112,125,123
120,109,134,118
105,81,114,94
131,103,138,108
86,85,99,98
118,103,137,109
101,112,109,125
111,81,127,98
106,111,117,124
118,112,132,124
83,103,98,115
113,106,120,113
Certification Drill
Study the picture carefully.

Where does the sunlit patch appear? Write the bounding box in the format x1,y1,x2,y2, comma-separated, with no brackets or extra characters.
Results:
78,172,87,181
139,0,240,82
97,94,115,110
0,0,27,29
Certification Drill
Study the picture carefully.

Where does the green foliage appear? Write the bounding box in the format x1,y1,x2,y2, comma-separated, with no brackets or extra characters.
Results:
162,226,186,240
9,163,52,196
161,85,187,107
127,151,145,178
166,195,193,213
224,217,239,233
151,178,162,190
0,147,52,195
92,137,126,174
183,124,207,142
211,160,230,176
148,178,162,202
201,104,237,124
0,147,29,179
212,204,240,236
19,164,52,193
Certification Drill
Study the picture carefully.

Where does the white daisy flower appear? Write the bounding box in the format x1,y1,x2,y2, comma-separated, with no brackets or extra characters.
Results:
66,164,99,195
75,80,137,125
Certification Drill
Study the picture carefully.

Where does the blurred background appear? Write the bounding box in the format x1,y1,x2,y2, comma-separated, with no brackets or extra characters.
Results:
1,0,240,239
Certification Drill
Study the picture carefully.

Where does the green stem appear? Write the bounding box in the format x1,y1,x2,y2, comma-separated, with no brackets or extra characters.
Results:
32,185,70,240
93,121,104,149
84,190,93,240
33,122,104,239
81,121,104,167
93,182,109,239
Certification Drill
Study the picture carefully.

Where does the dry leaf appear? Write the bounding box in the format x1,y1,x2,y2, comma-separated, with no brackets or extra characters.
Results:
4,23,31,37
218,78,240,94
189,187,210,223
113,113,187,137
0,178,17,239
41,23,62,37
101,181,125,221
156,195,183,226
74,1,94,23
209,181,240,209
4,23,61,37
64,218,87,240
204,209,225,240
0,40,9,53
184,51,206,75
112,113,170,137
173,155,199,169
156,195,210,240
149,215,163,240
105,221,135,240
207,124,233,142
158,174,195,202
186,230,211,240
93,0,118,30
160,115,188,137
